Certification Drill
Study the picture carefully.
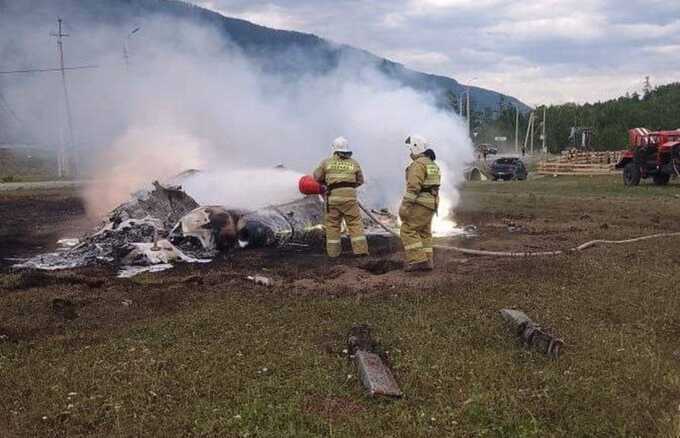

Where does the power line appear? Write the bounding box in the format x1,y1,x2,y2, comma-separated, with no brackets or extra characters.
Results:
0,65,99,75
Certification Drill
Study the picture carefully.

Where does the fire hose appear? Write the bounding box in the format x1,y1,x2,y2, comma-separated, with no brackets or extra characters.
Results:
300,176,680,257
357,202,680,257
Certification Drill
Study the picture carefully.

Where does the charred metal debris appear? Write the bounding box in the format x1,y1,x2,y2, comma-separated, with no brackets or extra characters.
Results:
14,178,350,276
347,324,402,398
499,309,564,359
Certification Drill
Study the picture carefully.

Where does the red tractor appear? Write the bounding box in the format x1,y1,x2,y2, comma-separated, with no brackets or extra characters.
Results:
616,128,680,186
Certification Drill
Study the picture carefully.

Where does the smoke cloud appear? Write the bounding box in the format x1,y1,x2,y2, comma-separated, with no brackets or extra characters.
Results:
0,1,474,219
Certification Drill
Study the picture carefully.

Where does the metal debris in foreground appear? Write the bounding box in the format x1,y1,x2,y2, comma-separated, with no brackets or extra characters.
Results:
247,275,273,287
499,309,564,359
347,325,402,398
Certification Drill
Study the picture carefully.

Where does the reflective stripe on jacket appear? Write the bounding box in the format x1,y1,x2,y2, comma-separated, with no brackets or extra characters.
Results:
313,154,364,203
403,156,441,210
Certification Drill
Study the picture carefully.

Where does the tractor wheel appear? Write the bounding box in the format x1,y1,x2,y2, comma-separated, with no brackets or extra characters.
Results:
653,173,670,186
623,162,641,186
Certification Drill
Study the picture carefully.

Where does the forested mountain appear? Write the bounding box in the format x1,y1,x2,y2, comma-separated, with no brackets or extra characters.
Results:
540,83,680,152
0,0,529,115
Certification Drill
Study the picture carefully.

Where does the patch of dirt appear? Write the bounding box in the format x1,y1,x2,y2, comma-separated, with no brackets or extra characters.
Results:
302,395,366,423
292,278,321,290
8,270,106,290
314,328,345,355
0,188,97,266
359,259,403,275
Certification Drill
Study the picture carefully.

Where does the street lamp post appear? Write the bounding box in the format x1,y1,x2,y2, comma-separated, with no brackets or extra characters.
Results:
466,77,478,139
123,27,141,70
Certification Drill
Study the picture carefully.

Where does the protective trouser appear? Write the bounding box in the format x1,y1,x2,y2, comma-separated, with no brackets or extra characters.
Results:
325,200,369,257
399,202,435,265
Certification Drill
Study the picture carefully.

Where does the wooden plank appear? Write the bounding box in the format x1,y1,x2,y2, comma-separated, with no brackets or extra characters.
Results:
538,168,614,172
553,150,625,166
536,171,621,176
537,162,614,170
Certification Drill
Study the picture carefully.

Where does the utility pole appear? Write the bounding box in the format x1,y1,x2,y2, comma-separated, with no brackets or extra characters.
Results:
643,76,652,96
542,106,547,154
51,18,77,177
523,112,534,155
515,107,519,154
466,86,471,138
531,117,534,156
464,77,478,139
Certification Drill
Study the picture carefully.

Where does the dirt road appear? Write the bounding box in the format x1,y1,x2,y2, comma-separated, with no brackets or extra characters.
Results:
0,180,85,192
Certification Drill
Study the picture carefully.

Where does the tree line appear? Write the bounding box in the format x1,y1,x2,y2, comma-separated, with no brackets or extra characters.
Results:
450,82,680,153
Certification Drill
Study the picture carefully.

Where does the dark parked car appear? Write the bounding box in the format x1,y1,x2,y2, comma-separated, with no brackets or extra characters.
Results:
489,157,527,181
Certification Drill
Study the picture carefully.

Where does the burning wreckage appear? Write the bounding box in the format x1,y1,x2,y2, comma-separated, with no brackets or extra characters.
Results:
16,173,398,277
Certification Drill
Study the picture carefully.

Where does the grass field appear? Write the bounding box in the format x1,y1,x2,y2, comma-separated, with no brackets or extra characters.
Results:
2,176,680,437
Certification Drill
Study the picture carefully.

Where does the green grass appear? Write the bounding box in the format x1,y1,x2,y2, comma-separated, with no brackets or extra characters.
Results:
4,264,679,437
2,177,680,437
467,175,680,199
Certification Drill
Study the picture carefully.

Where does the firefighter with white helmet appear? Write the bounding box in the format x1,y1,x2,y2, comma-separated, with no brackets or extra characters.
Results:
400,134,441,271
313,137,369,257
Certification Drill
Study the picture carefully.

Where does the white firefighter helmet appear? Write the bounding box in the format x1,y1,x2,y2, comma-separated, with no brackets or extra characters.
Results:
332,136,351,153
405,134,429,155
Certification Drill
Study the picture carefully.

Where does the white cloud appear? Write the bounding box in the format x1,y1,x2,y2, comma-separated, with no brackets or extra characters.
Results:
503,0,602,20
193,0,680,105
612,20,680,40
195,1,306,30
409,0,504,11
384,49,451,69
643,44,680,55
234,5,306,30
381,12,406,28
485,13,607,41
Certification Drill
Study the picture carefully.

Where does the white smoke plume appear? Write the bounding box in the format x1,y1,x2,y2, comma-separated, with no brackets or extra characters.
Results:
83,124,208,216
178,168,304,211
0,2,474,221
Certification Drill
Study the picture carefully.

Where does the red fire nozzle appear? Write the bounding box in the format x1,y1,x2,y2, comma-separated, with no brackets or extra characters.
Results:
299,175,324,195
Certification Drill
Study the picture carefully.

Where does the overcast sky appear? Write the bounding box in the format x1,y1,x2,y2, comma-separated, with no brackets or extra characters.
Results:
194,0,680,106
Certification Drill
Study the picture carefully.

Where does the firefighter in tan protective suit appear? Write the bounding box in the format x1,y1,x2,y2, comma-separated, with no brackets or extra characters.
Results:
313,137,369,258
399,135,441,272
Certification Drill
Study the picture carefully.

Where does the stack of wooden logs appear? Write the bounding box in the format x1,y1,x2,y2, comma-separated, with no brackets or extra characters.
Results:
536,150,625,176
